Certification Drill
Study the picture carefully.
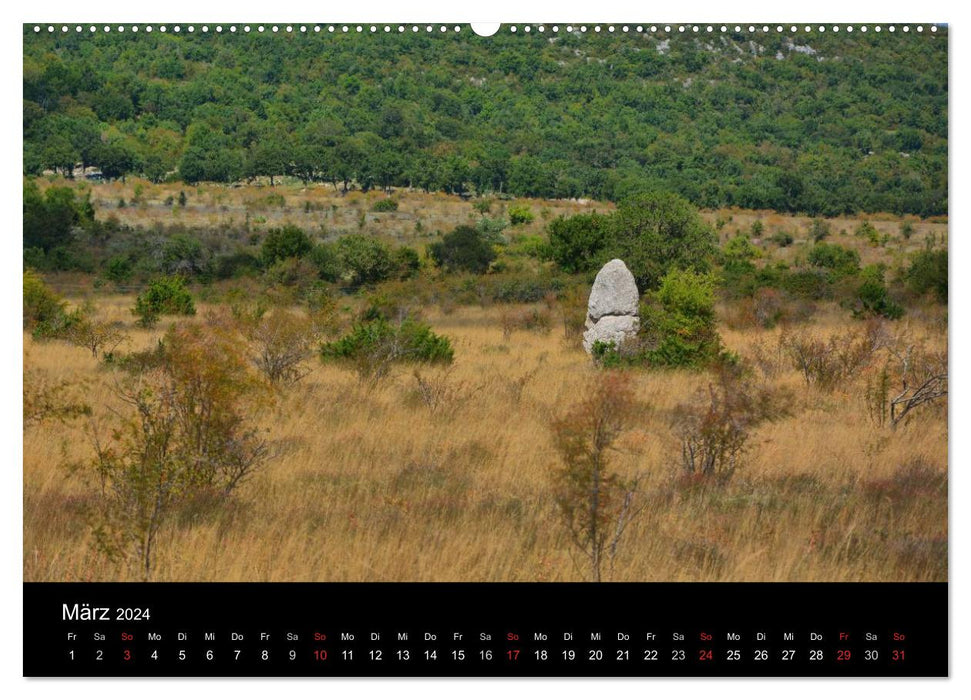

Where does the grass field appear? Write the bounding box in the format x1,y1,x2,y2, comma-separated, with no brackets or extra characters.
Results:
23,293,947,583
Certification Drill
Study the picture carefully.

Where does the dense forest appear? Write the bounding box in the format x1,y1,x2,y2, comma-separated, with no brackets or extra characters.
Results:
23,26,947,216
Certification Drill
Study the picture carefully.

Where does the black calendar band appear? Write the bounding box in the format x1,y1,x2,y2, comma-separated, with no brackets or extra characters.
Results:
24,582,947,677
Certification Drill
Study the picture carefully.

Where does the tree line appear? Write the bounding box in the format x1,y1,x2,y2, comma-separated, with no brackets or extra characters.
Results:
24,27,947,215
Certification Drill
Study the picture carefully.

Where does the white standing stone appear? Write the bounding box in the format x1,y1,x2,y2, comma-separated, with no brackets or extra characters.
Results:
586,259,640,322
582,259,641,355
583,315,640,354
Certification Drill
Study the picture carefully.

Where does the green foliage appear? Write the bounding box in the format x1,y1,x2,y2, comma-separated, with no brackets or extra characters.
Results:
770,230,794,247
750,220,764,237
642,270,722,368
610,193,717,290
855,220,881,246
132,276,196,327
807,242,861,277
371,198,399,212
308,243,342,282
429,225,497,274
905,249,947,303
23,269,66,330
853,265,904,320
23,29,948,215
23,181,93,253
548,213,611,274
104,255,134,283
472,198,493,214
475,216,509,244
162,234,207,276
321,316,454,381
720,235,761,265
548,193,715,288
261,224,313,267
507,204,534,226
335,235,394,286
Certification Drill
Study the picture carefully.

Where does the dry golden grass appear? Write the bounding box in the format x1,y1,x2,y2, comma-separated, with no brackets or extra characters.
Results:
23,295,947,583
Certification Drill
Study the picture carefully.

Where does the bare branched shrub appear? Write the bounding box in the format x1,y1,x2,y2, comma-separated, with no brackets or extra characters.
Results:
504,360,544,405
550,372,645,581
672,365,786,485
412,367,483,414
779,321,888,391
887,342,947,430
87,323,271,579
242,309,328,386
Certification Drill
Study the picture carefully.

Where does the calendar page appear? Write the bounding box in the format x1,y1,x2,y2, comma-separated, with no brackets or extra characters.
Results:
21,19,948,677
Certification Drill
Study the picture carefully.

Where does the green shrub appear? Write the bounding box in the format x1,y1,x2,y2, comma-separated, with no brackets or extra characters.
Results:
429,225,497,273
853,266,904,320
641,270,722,368
23,270,66,330
508,204,534,225
475,216,509,244
750,220,764,237
720,235,761,265
104,256,134,283
770,230,794,247
807,242,861,277
336,234,394,286
307,244,342,282
321,317,454,380
472,198,493,214
855,220,881,246
261,224,313,267
371,198,399,212
132,276,196,327
905,249,947,303
900,221,915,240
548,212,611,274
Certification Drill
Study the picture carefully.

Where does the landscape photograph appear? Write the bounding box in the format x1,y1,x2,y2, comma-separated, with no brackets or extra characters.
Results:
22,24,947,583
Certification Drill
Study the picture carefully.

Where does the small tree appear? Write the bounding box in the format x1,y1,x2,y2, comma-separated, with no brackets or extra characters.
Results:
429,225,497,273
133,276,196,327
88,323,270,579
549,372,644,582
261,225,313,267
63,316,128,358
